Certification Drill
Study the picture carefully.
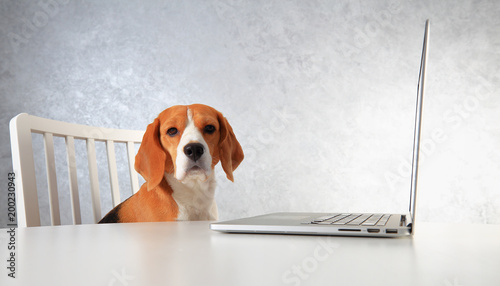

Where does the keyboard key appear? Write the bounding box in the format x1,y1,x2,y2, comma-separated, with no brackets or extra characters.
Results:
332,214,361,225
311,214,340,223
330,214,349,222
377,214,391,226
312,214,347,224
361,214,384,226
347,214,372,225
316,221,335,225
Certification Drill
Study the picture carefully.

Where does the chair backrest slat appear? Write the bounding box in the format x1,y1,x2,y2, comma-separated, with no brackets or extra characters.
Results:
127,141,140,194
43,132,61,226
10,113,145,227
106,140,121,207
65,135,82,225
86,138,101,223
10,114,41,227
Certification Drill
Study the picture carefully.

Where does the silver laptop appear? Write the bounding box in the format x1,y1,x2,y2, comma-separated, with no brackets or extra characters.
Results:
211,20,430,237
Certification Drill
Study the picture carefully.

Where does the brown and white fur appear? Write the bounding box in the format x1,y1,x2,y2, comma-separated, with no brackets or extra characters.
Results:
99,104,244,223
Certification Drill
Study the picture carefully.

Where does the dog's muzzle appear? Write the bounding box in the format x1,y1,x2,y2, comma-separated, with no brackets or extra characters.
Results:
184,143,204,162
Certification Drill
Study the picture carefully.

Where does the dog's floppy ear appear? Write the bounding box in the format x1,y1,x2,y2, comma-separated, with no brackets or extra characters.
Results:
135,118,171,191
218,113,244,182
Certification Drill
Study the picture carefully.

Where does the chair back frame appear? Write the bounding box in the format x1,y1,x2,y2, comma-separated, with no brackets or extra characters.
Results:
10,113,144,227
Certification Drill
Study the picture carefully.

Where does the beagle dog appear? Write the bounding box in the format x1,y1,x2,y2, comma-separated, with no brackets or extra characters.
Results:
99,104,243,223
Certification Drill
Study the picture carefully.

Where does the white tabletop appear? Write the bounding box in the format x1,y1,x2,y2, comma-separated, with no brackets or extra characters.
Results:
1,221,499,286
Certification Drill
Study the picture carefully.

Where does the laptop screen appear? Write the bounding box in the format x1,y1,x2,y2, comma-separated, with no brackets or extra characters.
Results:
409,19,430,224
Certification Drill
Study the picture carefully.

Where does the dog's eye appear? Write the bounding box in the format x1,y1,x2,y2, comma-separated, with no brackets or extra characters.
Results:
167,128,178,136
204,125,216,134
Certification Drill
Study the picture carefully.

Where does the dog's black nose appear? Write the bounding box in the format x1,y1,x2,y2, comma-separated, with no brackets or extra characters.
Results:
184,143,204,162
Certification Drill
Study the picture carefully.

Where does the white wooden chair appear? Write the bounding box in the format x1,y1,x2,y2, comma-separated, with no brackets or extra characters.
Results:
9,113,145,227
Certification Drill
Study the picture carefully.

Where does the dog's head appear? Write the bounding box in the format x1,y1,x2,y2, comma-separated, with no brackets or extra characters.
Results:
135,104,244,191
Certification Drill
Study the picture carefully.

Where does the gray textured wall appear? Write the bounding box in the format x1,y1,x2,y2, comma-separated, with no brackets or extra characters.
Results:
1,0,499,227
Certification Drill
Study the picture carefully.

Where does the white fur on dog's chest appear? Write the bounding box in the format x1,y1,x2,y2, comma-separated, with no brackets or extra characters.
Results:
166,173,218,221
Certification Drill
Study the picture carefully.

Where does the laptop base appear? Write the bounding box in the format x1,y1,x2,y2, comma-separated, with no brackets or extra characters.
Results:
211,212,412,238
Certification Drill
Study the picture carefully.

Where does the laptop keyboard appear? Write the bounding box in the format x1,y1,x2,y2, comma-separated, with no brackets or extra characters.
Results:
310,214,391,226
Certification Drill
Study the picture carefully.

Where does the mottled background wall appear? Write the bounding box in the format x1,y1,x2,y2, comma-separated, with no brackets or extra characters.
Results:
1,0,499,227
